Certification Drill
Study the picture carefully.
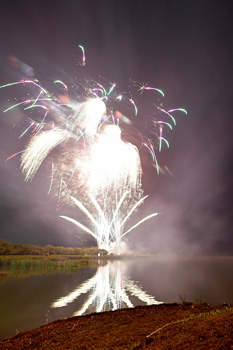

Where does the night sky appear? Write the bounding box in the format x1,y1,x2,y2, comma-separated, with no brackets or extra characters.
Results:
0,0,232,254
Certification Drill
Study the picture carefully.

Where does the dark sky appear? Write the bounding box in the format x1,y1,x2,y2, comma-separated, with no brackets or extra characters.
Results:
0,0,232,254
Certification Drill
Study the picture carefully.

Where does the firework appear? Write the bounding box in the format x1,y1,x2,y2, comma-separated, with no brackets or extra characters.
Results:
1,46,187,254
56,123,145,254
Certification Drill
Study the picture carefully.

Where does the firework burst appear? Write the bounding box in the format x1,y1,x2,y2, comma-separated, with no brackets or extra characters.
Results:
0,46,187,254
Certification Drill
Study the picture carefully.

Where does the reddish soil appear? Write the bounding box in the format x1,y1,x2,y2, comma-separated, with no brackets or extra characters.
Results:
0,303,232,349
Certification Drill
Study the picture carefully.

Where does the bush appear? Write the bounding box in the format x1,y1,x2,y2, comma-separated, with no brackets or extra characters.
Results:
0,239,98,256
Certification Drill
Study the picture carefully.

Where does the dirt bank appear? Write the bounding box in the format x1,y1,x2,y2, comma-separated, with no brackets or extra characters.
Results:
0,303,232,349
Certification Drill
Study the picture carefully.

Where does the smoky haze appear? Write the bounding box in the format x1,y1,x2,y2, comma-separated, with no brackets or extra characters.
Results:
0,0,232,254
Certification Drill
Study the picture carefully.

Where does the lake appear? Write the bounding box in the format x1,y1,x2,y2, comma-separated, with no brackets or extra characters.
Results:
0,256,233,340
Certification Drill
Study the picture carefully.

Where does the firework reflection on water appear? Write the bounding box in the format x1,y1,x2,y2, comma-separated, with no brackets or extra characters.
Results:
51,260,162,315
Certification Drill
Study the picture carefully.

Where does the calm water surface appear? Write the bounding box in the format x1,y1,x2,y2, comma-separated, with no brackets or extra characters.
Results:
0,256,233,340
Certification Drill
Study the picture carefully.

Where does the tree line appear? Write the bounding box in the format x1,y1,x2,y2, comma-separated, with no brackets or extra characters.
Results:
0,239,104,256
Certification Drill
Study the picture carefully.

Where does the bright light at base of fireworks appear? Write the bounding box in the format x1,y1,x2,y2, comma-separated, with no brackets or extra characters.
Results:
60,195,158,255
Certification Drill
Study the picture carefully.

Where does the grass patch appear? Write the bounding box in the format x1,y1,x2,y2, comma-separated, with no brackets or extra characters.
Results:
0,255,98,281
